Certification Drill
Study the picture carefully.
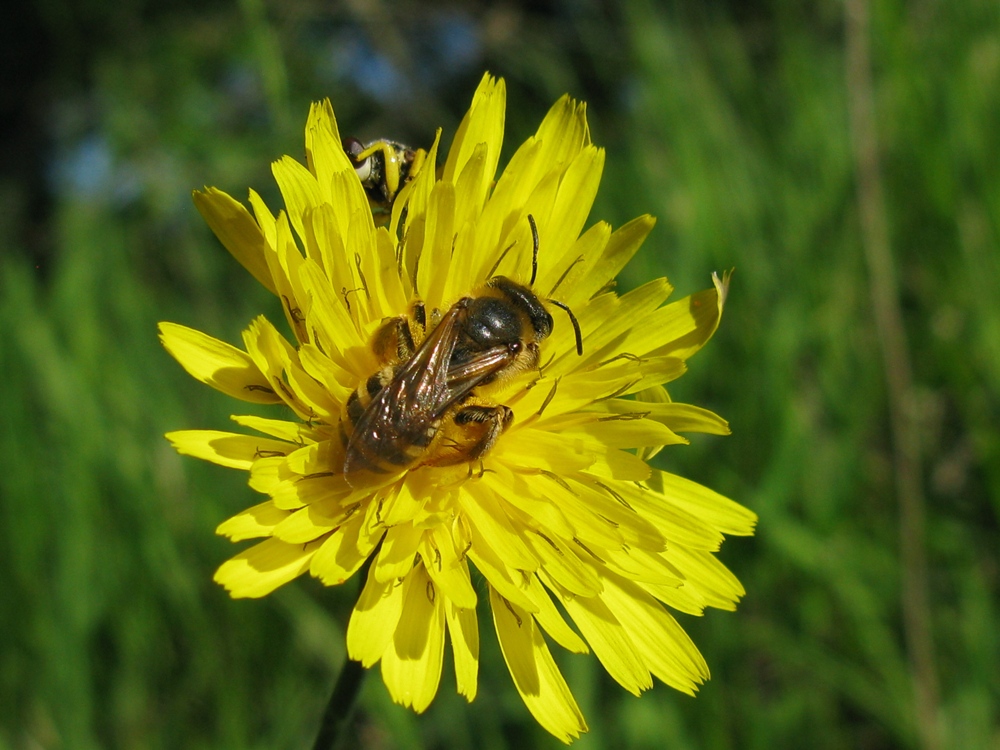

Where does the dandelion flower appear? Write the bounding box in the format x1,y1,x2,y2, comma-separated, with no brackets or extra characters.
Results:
161,73,757,742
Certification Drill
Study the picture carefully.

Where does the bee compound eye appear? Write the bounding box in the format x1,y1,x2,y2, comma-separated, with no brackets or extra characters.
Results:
343,137,365,161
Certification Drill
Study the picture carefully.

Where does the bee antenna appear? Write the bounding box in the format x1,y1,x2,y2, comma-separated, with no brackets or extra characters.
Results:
547,298,583,356
527,214,539,286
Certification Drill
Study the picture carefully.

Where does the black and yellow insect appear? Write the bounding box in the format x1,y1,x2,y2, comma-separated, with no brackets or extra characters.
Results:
343,137,429,220
340,216,583,477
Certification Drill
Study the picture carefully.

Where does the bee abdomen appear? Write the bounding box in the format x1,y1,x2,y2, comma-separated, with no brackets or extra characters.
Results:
339,367,395,445
340,363,438,474
342,420,439,474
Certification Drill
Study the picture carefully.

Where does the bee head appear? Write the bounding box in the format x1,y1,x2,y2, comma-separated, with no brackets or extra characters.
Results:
483,276,553,343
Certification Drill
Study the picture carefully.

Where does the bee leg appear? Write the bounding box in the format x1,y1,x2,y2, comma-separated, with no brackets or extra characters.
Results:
408,148,428,184
370,315,417,363
451,404,514,461
357,141,402,201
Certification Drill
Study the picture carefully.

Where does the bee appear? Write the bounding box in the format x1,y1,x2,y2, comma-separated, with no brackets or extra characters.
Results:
343,137,429,219
340,216,583,477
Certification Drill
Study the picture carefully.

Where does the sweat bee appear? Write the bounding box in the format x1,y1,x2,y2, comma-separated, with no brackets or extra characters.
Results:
340,216,583,477
343,137,429,220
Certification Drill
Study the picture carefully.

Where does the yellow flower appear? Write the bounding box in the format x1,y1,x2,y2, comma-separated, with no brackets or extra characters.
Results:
160,73,756,742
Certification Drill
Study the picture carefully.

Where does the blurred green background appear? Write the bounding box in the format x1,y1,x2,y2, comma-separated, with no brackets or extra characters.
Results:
2,0,998,748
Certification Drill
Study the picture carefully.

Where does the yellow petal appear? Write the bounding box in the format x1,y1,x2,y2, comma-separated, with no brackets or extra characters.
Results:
165,429,292,470
216,501,289,541
241,316,312,420
647,470,757,536
303,203,350,302
524,574,589,655
247,188,277,248
653,402,730,435
445,146,489,298
453,141,489,231
614,482,726,551
524,529,602,597
390,127,442,240
582,445,651,483
568,478,666,551
641,580,711,616
477,192,554,285
282,439,337,476
484,95,590,239
633,273,729,361
490,587,587,743
415,180,456,309
297,343,354,404
599,573,709,694
299,258,369,375
272,505,348,544
229,414,324,443
529,472,624,550
343,207,382,325
271,155,322,248
445,601,479,701
213,537,318,598
442,73,505,194
374,523,423,583
309,516,382,586
192,188,277,295
541,357,686,418
466,524,539,614
268,460,348,512
662,544,748,611
377,479,424,527
248,456,285,495
546,278,673,377
421,527,477,609
533,93,591,166
598,400,731,437
304,98,354,202
557,586,652,696
373,226,409,316
471,136,542,277
269,210,311,343
538,146,605,281
460,482,538,571
347,562,405,667
541,413,686,450
159,322,279,404
381,565,446,713
495,428,595,475
543,218,611,302
603,544,685,588
562,214,656,308
481,468,575,542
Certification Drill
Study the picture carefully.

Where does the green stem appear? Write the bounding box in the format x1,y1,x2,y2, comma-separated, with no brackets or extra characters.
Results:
312,557,374,750
311,656,367,750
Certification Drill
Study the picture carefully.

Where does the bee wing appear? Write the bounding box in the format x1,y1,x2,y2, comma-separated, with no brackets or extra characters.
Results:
446,345,519,395
344,302,467,475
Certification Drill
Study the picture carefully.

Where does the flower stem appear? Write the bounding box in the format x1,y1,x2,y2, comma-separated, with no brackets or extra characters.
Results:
311,656,367,750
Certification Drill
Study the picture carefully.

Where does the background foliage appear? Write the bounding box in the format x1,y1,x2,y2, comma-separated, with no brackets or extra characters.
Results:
1,0,998,748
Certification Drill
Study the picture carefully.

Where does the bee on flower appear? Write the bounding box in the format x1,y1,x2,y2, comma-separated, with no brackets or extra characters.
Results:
160,73,756,742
